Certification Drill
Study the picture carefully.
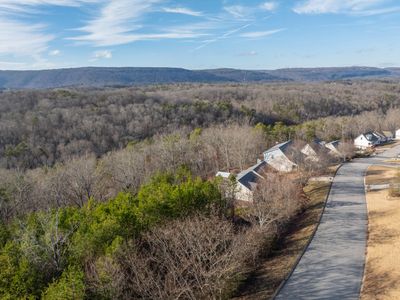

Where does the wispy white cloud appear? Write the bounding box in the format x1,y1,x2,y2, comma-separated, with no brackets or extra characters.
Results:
0,0,99,14
0,0,99,68
94,50,112,59
69,0,162,46
294,0,400,15
70,0,212,46
260,1,279,12
223,5,253,20
49,49,61,56
162,7,203,17
238,50,258,56
240,28,285,39
352,5,400,15
0,18,53,56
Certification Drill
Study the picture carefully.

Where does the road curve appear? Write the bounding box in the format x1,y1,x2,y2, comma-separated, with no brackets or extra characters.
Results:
275,145,400,300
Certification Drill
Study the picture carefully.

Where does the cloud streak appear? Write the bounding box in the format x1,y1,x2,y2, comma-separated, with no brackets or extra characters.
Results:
240,28,285,38
294,0,400,15
194,23,252,51
162,7,203,17
223,5,253,20
0,0,99,14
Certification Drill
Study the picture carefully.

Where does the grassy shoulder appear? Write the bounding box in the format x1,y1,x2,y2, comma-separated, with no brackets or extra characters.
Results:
361,166,400,300
384,159,400,164
365,166,399,186
233,179,332,299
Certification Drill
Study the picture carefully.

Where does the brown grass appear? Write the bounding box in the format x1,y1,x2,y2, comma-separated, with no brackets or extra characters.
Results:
365,166,399,185
384,159,400,164
361,167,400,300
327,164,342,176
232,180,331,300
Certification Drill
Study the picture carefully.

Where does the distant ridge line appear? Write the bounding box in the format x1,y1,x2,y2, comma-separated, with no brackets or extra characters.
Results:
0,66,398,89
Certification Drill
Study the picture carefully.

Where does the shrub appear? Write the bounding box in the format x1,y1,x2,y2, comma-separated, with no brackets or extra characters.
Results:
42,266,85,300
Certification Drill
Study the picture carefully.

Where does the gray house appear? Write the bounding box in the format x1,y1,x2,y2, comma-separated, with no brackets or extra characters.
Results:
216,160,267,202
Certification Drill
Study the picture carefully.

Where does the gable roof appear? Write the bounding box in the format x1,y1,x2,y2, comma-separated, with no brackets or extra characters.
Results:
325,140,340,148
306,139,326,152
237,160,266,191
362,132,380,142
263,140,292,154
372,131,386,139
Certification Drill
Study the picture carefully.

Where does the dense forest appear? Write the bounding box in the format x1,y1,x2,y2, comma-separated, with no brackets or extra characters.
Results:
1,80,400,299
1,80,400,169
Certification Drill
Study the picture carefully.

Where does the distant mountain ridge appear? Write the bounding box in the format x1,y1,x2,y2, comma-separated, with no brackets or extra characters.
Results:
0,66,398,89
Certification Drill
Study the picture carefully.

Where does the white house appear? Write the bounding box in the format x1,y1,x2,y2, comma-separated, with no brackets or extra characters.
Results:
354,132,380,150
263,141,297,173
216,160,267,202
396,129,400,140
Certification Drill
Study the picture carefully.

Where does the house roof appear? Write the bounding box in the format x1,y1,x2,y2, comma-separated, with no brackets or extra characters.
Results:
215,171,231,178
263,140,292,154
326,140,340,148
363,132,380,142
372,131,386,139
237,160,266,191
306,140,326,151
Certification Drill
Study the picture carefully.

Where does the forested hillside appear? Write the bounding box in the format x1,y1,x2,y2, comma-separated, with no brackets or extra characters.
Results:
1,80,400,169
1,80,400,299
0,67,398,89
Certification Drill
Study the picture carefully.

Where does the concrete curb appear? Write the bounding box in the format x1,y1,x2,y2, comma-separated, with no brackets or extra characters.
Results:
271,163,344,300
359,165,370,300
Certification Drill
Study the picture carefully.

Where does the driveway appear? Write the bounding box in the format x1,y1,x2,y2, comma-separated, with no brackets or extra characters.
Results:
275,145,400,300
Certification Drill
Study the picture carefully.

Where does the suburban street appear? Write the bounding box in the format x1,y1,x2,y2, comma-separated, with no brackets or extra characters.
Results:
276,145,400,300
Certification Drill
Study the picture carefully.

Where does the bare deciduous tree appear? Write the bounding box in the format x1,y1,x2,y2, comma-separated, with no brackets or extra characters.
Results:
89,215,250,300
248,173,301,231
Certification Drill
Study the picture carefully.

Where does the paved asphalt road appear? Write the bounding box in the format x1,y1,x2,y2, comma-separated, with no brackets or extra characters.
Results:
275,145,400,300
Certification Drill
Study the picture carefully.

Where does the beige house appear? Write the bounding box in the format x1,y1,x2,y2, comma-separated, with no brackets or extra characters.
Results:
263,141,297,173
324,140,342,157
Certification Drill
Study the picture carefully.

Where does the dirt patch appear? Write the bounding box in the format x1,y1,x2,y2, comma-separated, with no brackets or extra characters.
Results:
232,181,331,300
361,167,400,300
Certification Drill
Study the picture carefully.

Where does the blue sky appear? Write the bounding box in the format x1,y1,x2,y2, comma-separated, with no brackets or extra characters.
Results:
1,0,400,70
